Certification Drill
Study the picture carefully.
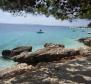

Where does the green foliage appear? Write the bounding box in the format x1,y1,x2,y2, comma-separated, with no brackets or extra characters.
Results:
0,0,91,19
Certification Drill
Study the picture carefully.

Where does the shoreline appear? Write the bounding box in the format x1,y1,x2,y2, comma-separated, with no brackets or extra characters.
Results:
0,37,91,83
0,39,89,68
1,40,91,64
0,47,91,83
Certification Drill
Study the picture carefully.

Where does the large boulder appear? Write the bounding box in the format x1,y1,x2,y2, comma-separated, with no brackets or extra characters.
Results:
12,46,80,64
78,37,91,46
2,46,32,58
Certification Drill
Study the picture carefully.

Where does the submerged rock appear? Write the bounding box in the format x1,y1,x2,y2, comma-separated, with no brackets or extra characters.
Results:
2,46,32,58
78,37,91,46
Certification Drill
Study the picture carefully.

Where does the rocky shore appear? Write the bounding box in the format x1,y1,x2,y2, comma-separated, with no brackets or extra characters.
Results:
0,53,91,84
2,43,90,65
0,38,91,84
78,37,91,46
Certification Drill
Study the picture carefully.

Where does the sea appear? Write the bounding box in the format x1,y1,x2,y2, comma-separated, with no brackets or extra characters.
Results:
0,23,91,68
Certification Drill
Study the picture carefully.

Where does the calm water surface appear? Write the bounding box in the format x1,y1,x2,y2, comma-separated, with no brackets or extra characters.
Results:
0,24,91,68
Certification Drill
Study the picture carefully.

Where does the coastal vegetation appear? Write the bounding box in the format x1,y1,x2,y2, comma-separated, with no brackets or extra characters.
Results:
0,0,91,83
0,0,91,20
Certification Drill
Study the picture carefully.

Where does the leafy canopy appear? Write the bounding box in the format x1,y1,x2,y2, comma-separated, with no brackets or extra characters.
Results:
0,0,91,20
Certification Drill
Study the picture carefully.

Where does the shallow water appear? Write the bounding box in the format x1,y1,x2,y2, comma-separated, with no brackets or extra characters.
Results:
0,24,91,68
0,57,17,69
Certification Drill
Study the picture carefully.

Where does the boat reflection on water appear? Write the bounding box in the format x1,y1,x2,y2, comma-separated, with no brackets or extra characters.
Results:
37,29,44,34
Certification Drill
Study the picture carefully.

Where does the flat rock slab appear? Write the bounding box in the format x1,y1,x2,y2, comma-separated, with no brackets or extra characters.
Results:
12,46,80,64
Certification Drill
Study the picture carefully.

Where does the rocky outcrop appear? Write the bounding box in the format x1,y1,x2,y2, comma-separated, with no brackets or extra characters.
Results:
12,46,91,65
12,47,80,64
2,46,32,58
78,37,91,46
1,55,91,84
0,63,33,79
2,43,65,64
2,43,91,65
0,43,91,83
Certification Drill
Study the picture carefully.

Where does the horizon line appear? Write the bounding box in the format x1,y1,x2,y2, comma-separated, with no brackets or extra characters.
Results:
0,22,87,27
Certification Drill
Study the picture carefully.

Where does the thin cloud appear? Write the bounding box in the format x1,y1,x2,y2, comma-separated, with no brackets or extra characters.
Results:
0,10,90,26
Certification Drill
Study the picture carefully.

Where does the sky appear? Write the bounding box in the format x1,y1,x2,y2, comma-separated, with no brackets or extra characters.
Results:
0,10,90,26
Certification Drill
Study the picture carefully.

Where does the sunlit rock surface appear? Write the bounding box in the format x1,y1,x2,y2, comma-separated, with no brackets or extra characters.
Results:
0,43,91,84
0,55,91,84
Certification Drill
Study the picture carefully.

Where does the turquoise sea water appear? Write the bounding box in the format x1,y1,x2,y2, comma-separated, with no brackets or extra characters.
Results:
0,24,91,68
